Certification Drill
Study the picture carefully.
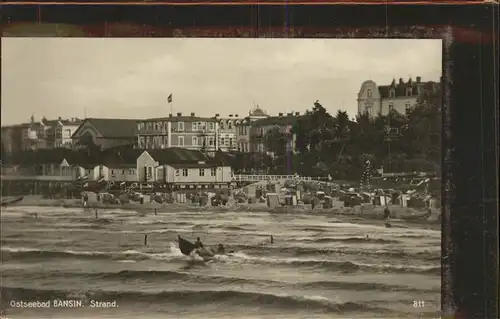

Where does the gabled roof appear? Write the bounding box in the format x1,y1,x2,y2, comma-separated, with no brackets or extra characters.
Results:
73,118,139,139
99,145,212,166
147,148,211,165
101,147,145,166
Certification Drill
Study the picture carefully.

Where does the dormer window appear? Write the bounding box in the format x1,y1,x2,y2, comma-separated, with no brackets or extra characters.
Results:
389,89,396,98
367,89,372,98
406,88,413,96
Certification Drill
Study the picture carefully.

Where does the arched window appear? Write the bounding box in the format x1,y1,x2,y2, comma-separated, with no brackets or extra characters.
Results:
367,89,372,98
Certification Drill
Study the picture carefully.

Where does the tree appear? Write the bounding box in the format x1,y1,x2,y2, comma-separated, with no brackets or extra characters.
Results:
404,85,442,166
263,126,287,157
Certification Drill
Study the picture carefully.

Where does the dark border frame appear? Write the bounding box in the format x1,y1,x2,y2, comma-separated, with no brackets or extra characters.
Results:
1,4,498,318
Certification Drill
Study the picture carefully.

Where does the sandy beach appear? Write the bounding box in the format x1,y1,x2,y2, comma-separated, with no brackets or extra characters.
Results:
2,195,441,230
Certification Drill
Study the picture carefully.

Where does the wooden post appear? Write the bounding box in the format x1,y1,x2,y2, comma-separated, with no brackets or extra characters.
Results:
144,234,148,246
154,208,157,216
95,209,98,219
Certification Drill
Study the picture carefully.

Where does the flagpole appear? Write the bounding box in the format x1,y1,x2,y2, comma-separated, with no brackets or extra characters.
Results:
168,93,173,116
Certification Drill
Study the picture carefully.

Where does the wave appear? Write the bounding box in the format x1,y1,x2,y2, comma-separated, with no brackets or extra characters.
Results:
230,244,440,262
1,245,440,275
0,245,186,263
220,226,248,231
10,269,437,293
0,286,404,315
295,236,401,244
221,252,441,275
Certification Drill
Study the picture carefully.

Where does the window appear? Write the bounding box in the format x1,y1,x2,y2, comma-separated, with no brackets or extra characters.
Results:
389,89,395,98
192,136,198,146
228,121,232,129
220,122,224,129
175,169,180,176
178,122,184,131
367,89,372,98
111,170,116,175
122,170,125,175
129,169,135,175
225,138,230,146
389,103,394,113
147,167,152,176
229,138,233,146
406,88,413,96
209,122,215,131
208,137,214,146
182,169,188,176
211,168,216,176
178,136,184,146
199,168,205,176
192,122,198,131
220,137,225,146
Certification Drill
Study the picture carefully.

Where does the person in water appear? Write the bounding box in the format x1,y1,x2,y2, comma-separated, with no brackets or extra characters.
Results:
194,237,204,248
383,206,391,220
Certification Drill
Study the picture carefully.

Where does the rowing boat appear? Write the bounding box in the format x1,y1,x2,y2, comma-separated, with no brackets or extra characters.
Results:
178,235,197,256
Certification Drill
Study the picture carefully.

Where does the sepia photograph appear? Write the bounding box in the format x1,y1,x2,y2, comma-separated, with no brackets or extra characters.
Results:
1,38,442,319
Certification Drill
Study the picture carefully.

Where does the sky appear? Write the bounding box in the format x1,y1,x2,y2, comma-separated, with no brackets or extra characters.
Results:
1,38,442,126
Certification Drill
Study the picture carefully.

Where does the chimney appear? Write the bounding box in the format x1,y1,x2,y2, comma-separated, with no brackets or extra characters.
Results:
190,112,195,117
416,76,421,83
235,114,239,117
295,112,300,116
58,116,62,120
215,113,220,117
169,114,173,118
278,112,283,117
229,114,233,118
177,112,182,117
399,78,404,85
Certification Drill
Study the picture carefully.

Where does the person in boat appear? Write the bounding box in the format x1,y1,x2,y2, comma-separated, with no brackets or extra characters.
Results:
194,237,204,249
216,244,225,254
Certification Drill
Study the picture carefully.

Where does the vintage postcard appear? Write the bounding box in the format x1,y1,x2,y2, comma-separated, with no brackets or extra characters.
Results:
1,37,442,319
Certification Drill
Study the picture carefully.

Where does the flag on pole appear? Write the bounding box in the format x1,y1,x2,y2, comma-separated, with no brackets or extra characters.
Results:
167,94,173,103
